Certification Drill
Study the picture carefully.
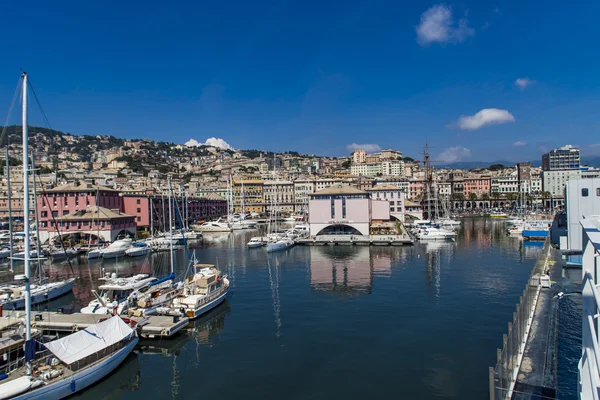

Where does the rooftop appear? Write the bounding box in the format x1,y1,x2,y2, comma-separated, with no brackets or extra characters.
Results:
311,184,366,196
55,206,133,221
367,184,404,191
48,183,117,193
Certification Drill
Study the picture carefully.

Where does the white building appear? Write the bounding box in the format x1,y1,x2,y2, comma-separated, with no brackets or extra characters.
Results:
491,172,518,195
381,161,404,176
351,163,382,177
293,179,316,209
563,178,600,251
543,170,582,197
366,184,406,222
352,150,367,164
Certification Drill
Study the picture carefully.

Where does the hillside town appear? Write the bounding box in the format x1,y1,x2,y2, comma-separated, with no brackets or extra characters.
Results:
0,127,597,238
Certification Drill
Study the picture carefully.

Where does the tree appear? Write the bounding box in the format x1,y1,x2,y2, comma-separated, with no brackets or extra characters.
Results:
481,193,490,201
488,163,506,171
469,193,478,201
341,160,351,168
541,191,551,198
403,157,415,163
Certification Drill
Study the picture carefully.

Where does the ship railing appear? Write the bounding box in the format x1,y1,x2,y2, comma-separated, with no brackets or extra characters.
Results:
489,239,550,400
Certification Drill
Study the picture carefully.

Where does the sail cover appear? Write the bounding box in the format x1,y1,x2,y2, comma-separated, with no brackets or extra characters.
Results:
45,316,134,365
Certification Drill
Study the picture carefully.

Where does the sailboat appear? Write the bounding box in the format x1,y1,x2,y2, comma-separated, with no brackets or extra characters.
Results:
265,156,294,253
0,72,138,400
0,112,76,310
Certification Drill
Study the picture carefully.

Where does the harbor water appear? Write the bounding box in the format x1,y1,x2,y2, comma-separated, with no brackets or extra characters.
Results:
6,218,577,399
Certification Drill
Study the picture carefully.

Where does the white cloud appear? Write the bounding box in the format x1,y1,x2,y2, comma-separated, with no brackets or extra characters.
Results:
512,140,527,147
455,108,516,130
346,143,382,153
185,137,233,150
416,4,474,46
515,78,535,90
438,146,471,163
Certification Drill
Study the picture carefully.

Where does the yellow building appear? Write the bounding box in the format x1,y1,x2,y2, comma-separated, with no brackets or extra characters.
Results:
232,178,264,213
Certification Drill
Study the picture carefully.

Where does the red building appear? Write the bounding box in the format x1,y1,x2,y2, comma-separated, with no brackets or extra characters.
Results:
122,193,227,232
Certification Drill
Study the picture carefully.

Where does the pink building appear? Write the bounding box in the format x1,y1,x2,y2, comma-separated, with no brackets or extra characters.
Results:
38,183,122,243
366,184,406,221
308,185,392,236
44,206,136,244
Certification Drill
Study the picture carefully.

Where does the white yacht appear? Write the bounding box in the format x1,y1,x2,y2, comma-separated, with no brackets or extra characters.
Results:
439,218,461,228
194,220,231,233
80,273,157,315
160,264,229,319
247,237,268,248
417,227,456,241
101,238,132,259
125,242,152,257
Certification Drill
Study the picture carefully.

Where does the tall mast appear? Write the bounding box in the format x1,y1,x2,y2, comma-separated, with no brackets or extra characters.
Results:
150,196,153,240
168,176,174,273
161,193,166,233
21,72,32,375
6,147,13,272
31,150,42,277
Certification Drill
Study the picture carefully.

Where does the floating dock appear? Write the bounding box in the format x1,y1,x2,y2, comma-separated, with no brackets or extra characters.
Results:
3,310,189,339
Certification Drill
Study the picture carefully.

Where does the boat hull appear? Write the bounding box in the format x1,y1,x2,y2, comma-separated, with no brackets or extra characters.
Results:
102,250,126,259
267,240,293,252
3,278,76,310
187,287,229,319
125,248,151,257
11,337,138,400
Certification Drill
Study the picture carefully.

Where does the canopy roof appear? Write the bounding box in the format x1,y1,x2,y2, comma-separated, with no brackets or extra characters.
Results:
45,316,133,365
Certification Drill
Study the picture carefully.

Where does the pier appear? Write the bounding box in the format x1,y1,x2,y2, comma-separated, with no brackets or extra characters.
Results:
3,310,189,339
296,235,413,246
489,240,560,400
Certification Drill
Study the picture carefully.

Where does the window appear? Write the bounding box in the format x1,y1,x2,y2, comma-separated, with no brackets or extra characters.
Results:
137,217,141,222
63,210,69,215
342,197,346,219
597,188,600,197
137,199,141,204
137,208,141,213
52,211,58,217
582,188,589,197
390,207,395,212
330,198,335,219
41,211,47,217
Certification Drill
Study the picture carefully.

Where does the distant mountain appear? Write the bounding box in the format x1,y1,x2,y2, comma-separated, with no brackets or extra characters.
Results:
437,160,542,170
582,157,600,167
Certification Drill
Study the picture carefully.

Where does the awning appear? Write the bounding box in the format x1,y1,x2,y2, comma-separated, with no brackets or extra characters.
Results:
44,316,134,365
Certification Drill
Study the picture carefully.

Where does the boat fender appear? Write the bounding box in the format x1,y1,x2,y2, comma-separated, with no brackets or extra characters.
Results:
70,380,76,392
43,369,62,380
0,373,7,381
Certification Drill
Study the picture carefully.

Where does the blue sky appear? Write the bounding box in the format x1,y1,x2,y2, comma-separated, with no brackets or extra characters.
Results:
1,0,600,162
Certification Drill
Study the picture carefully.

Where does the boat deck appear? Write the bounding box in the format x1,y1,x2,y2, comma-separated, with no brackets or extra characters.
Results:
3,311,189,339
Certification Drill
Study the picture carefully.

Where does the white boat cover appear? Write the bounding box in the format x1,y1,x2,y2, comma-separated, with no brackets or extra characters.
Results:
45,316,134,365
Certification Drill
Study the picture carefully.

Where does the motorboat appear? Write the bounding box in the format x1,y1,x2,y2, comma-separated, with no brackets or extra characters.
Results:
87,246,104,259
438,218,461,227
417,227,456,241
490,211,508,219
241,220,258,229
125,242,151,257
0,278,77,310
159,264,229,319
267,237,294,252
50,248,77,261
80,273,157,315
247,237,268,248
127,274,183,317
101,238,132,259
282,216,296,222
194,221,231,233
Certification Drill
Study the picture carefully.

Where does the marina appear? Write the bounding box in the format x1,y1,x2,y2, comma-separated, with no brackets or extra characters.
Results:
0,218,579,399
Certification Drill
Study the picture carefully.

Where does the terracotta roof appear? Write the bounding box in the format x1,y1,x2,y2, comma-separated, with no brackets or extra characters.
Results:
48,183,117,193
205,193,225,201
404,200,422,207
311,185,366,196
55,206,133,221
